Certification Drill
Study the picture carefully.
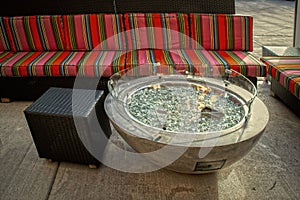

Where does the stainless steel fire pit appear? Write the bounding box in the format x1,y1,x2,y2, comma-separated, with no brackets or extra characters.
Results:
104,66,269,174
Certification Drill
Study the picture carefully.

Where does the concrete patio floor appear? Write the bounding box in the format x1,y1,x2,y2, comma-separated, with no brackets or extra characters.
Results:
1,0,299,199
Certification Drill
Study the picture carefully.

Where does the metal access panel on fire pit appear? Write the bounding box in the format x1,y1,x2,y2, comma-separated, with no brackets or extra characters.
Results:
194,160,226,172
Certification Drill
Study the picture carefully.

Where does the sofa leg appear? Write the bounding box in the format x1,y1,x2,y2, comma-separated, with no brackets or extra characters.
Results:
1,98,12,103
270,89,277,97
88,164,99,169
246,76,257,87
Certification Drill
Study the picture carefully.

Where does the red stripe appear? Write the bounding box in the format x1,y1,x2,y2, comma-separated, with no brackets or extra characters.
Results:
271,67,277,78
138,14,150,49
248,17,253,51
3,17,16,51
29,16,43,50
152,14,164,49
217,15,227,50
90,14,100,49
289,80,295,94
153,49,167,65
183,14,189,48
229,66,242,74
201,15,212,50
50,52,71,76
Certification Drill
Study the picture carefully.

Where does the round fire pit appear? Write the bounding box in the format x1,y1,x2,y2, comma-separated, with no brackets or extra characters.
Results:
104,66,269,174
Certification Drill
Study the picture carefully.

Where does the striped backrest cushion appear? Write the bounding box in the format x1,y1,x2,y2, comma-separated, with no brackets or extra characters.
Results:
0,17,15,51
7,15,64,51
124,13,190,50
62,14,125,51
189,14,253,51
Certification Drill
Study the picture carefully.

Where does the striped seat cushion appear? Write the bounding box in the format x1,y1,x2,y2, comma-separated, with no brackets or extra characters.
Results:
125,49,189,75
124,13,190,50
181,50,266,77
125,50,266,77
0,51,86,76
5,16,65,51
0,18,15,51
189,14,253,51
78,50,126,77
0,51,126,77
0,51,15,62
62,14,125,51
260,56,300,98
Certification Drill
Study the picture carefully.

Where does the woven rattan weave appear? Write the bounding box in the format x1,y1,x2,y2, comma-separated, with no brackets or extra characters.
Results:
24,87,111,165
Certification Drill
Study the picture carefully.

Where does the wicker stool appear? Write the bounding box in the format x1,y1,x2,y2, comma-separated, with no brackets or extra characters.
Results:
24,87,111,167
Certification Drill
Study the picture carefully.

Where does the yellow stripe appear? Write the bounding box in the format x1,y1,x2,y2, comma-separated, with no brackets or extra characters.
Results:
148,14,155,49
63,52,79,76
134,14,140,49
40,18,50,50
165,14,172,49
242,17,246,50
82,16,89,50
226,16,230,49
209,15,214,49
12,18,22,50
0,25,8,49
30,52,47,76
97,51,108,75
112,15,118,49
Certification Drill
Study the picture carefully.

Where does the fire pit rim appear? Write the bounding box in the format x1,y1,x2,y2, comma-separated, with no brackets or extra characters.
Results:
106,69,258,145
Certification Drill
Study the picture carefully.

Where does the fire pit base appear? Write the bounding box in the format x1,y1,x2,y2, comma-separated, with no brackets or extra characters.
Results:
105,94,269,174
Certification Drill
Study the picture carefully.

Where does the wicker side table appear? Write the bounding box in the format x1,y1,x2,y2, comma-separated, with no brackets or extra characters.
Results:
24,87,111,167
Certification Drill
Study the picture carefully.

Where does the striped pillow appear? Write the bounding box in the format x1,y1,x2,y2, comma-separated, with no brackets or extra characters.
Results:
63,14,125,51
190,14,253,51
0,17,15,51
124,13,190,50
7,15,64,51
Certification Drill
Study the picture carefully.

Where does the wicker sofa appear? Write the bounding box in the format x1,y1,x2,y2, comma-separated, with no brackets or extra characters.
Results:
0,0,266,101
